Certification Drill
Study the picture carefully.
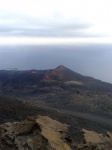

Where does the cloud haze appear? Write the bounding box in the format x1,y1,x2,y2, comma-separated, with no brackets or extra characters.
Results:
0,44,112,83
0,13,91,37
0,0,112,39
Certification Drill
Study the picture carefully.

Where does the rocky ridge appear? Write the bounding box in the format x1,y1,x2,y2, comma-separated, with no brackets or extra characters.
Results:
0,115,112,150
0,115,71,150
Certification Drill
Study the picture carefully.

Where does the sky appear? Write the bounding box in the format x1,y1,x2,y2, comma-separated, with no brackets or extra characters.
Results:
0,0,112,83
0,0,112,42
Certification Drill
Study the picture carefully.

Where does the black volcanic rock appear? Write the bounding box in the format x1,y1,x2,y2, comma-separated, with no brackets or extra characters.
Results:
43,65,84,82
0,65,112,97
0,94,112,150
0,66,112,150
0,66,112,119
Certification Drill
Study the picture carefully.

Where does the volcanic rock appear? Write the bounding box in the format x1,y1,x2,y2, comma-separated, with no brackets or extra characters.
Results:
0,115,71,150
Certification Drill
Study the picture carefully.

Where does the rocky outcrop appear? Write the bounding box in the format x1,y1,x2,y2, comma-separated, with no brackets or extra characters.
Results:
77,129,112,150
0,115,71,150
0,115,112,150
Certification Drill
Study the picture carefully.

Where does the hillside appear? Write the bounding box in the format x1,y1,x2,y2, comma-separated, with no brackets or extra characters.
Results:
0,64,112,149
0,65,112,97
0,66,112,116
0,96,112,150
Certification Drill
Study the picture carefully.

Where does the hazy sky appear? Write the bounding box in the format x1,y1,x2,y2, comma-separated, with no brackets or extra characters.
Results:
0,0,112,83
0,44,112,83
